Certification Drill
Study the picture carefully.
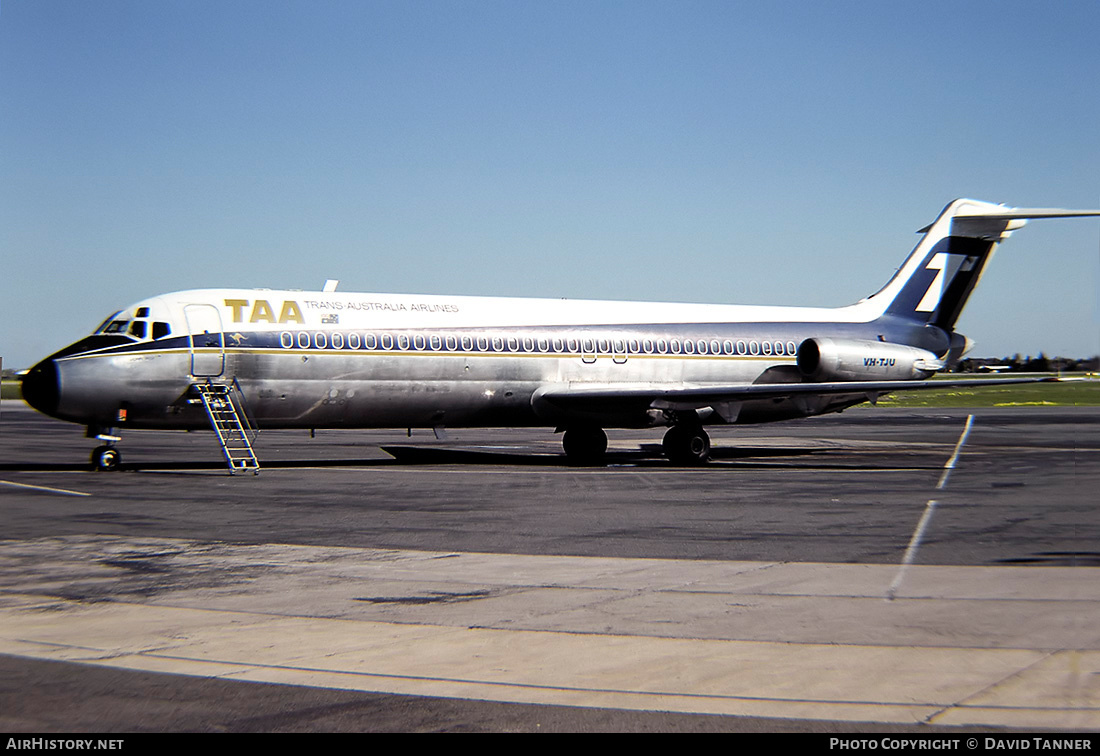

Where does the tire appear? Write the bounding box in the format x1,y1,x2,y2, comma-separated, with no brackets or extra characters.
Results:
91,445,120,471
562,426,608,466
662,425,711,465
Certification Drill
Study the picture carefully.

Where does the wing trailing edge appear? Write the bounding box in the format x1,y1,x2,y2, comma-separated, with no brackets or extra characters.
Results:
533,375,1066,423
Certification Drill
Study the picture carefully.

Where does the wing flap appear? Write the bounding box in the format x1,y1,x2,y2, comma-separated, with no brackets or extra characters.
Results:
536,376,1063,415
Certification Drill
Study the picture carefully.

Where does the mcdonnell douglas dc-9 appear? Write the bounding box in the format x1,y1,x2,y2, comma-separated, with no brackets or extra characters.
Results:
20,199,1100,473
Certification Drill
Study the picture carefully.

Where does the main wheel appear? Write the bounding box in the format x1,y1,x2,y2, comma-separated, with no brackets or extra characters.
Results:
662,425,711,465
91,445,121,471
562,426,608,466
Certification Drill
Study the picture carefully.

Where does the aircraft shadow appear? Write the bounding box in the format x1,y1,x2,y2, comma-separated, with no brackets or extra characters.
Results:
0,445,817,473
377,445,939,471
0,459,396,473
380,444,823,466
0,445,940,472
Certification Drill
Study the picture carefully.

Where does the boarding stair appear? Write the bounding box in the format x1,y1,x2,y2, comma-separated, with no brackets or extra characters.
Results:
192,380,260,475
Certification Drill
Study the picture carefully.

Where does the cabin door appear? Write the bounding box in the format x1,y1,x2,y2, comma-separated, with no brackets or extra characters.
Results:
184,304,225,378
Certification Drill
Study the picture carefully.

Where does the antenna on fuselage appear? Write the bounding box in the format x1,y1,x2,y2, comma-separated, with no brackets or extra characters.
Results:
322,280,339,292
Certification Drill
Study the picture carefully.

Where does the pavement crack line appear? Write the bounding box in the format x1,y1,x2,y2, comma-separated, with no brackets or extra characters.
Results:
924,649,1060,725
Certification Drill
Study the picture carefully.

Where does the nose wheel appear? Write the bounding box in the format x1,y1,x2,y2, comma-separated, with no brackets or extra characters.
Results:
87,426,123,471
91,445,121,471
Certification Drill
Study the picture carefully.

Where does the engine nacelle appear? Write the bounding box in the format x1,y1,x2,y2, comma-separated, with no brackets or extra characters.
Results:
797,338,945,382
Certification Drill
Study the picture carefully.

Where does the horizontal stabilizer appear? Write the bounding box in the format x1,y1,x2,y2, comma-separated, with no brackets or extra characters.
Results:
917,203,1100,240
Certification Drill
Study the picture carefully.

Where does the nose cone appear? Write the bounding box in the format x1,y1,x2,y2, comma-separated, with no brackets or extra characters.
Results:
21,358,59,417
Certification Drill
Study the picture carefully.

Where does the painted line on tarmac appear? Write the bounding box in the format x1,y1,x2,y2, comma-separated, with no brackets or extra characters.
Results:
0,479,90,497
935,414,975,490
887,415,974,600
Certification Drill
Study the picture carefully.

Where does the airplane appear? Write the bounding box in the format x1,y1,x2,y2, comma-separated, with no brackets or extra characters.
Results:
19,198,1100,473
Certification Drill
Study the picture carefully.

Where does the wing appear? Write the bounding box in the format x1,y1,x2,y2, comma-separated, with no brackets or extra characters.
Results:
533,376,1064,423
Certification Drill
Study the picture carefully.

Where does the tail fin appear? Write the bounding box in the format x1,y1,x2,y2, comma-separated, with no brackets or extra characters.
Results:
860,199,1100,329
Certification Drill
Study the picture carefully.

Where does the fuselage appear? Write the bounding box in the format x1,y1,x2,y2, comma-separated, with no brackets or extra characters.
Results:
21,287,949,433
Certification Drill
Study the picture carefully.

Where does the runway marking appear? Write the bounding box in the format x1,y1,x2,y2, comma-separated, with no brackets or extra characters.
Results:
887,415,974,601
935,414,974,490
886,500,939,602
0,479,90,497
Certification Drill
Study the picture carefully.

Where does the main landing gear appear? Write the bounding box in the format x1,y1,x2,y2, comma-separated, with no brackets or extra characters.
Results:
560,423,713,466
561,426,608,466
662,424,711,466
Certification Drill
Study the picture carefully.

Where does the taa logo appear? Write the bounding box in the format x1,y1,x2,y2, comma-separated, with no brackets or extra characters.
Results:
915,253,977,313
224,298,305,324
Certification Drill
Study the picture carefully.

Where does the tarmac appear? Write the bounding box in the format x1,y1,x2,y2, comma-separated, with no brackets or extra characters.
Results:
1,401,1097,731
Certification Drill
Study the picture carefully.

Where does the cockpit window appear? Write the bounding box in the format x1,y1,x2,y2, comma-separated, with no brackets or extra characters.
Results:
94,308,162,340
94,311,124,333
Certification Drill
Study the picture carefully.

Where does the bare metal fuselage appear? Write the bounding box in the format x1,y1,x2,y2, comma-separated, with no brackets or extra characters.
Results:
44,312,933,433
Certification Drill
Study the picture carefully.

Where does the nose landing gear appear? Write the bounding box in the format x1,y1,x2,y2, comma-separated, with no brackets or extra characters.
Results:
91,445,121,471
88,427,122,471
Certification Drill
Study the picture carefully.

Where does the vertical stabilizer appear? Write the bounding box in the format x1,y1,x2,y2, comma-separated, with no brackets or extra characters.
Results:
861,200,1100,330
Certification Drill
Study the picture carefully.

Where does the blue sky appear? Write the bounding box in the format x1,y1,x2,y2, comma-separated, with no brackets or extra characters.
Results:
2,0,1098,369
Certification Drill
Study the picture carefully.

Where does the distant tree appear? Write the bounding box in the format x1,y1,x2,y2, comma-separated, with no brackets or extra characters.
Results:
1024,352,1050,372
